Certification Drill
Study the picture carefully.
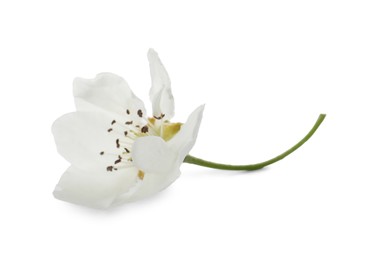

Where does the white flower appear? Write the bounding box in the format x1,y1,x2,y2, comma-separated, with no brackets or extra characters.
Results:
52,49,204,209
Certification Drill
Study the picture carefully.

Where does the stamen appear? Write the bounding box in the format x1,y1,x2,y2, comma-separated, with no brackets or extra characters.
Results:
111,162,135,171
102,152,134,173
101,151,125,157
114,157,122,164
141,125,149,133
100,151,104,155
107,128,113,132
137,109,143,118
117,138,134,146
124,148,130,153
125,121,133,125
144,117,161,136
111,120,116,125
124,131,128,136
116,139,120,148
126,109,130,115
154,113,165,120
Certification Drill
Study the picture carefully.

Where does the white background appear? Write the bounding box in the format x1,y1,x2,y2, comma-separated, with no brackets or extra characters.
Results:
1,0,370,259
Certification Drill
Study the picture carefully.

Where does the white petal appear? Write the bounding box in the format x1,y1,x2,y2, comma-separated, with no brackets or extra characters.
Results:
53,166,138,209
148,49,174,120
125,169,181,202
73,72,146,118
131,136,177,173
168,105,205,165
52,111,122,173
130,136,180,201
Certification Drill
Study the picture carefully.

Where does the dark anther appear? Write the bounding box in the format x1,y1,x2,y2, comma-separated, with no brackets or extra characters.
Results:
126,109,130,115
141,125,149,133
125,121,133,125
154,113,165,120
100,151,104,155
116,139,120,148
107,128,113,132
137,109,143,117
107,166,114,172
124,148,130,153
124,131,128,136
114,158,121,164
111,120,116,125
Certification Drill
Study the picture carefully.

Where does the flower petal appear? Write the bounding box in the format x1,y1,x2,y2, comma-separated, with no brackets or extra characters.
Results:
73,72,146,118
168,105,205,165
52,111,123,173
131,136,177,174
122,169,181,202
53,166,138,209
130,136,180,201
148,49,174,120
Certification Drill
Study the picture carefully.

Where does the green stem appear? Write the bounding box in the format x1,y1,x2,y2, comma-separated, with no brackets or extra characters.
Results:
184,114,326,171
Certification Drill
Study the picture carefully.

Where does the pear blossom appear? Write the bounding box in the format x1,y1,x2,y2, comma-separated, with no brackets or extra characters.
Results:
52,49,204,208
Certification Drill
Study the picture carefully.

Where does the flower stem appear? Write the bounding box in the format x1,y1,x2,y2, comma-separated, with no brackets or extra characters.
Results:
184,114,326,171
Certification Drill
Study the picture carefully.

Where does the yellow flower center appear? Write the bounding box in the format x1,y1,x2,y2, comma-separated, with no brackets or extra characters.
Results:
161,122,182,141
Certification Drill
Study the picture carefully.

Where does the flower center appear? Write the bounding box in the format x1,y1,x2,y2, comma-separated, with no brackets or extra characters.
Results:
161,122,182,141
99,109,182,179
